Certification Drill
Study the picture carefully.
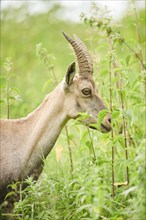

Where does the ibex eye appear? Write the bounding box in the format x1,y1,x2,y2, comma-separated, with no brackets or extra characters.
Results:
82,88,91,96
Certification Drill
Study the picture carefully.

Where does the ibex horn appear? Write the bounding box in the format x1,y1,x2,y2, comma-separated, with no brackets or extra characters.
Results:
62,32,93,76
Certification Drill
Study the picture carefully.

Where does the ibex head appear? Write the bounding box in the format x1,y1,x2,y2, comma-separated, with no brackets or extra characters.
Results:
62,32,111,133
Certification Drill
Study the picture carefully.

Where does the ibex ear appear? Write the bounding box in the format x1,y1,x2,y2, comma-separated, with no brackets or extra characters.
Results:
65,62,76,85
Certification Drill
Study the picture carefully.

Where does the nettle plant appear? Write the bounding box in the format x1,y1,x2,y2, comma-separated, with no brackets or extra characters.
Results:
1,57,22,119
80,1,145,218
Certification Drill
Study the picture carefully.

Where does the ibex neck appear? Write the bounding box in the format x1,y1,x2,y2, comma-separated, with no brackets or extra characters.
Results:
24,82,68,175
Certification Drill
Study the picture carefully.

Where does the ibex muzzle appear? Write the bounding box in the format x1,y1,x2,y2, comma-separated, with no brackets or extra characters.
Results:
0,32,111,202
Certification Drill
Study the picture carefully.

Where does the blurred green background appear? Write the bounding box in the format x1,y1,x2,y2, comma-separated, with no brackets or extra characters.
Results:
1,2,91,118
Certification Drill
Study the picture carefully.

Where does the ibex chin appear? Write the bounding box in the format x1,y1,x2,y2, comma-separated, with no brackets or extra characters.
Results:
0,32,111,201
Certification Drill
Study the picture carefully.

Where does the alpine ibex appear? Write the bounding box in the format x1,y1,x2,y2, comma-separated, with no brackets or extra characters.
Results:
0,32,111,201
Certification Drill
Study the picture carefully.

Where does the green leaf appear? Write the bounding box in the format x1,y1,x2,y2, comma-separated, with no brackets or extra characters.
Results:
126,55,131,65
97,109,108,127
0,99,5,103
76,112,91,121
5,191,16,199
112,134,124,146
0,77,6,86
76,204,92,213
122,109,132,120
118,90,126,100
9,96,16,100
10,87,21,95
112,110,120,119
86,141,92,149
42,79,53,92
122,186,137,197
9,95,22,102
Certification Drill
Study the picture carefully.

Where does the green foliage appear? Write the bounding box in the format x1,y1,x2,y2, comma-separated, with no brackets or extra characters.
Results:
1,2,145,220
1,57,22,118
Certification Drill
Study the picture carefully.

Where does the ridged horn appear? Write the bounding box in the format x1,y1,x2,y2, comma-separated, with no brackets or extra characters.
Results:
62,32,93,76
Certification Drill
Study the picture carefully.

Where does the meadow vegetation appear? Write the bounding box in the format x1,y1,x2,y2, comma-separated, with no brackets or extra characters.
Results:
1,2,145,219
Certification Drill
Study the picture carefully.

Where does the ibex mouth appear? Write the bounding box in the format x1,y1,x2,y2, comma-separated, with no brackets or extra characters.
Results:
101,123,111,133
89,124,111,133
89,123,111,133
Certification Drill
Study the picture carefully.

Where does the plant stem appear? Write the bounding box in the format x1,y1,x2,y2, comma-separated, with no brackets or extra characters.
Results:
109,38,115,198
87,127,96,162
132,0,146,94
120,77,129,185
65,126,74,178
113,62,120,90
127,129,136,148
132,0,144,70
19,183,24,217
121,37,145,70
6,72,10,119
111,30,146,70
52,67,58,84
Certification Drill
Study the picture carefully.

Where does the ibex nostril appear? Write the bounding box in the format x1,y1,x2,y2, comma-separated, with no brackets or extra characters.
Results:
108,118,111,123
